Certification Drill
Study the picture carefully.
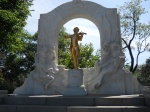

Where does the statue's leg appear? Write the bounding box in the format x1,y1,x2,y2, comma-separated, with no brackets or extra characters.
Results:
75,47,80,69
70,47,75,67
72,48,77,69
76,47,80,68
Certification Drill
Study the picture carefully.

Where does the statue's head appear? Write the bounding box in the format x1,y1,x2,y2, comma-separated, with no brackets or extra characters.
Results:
73,27,79,33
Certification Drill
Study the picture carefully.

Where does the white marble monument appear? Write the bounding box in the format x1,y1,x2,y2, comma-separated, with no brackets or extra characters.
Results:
14,0,144,95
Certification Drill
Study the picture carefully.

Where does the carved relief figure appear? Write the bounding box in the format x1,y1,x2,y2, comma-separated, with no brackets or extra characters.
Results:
87,43,110,88
94,43,125,88
87,43,125,92
64,27,86,69
33,46,58,89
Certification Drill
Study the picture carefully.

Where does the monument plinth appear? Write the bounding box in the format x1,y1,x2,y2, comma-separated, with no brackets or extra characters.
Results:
63,69,87,96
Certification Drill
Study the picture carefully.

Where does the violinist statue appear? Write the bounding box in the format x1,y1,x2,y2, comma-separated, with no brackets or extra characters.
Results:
64,27,86,69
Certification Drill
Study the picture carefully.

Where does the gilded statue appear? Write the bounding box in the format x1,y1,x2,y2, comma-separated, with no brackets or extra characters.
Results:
64,27,86,69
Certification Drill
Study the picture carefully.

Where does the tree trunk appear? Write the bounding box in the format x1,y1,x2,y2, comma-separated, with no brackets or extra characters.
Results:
128,45,134,72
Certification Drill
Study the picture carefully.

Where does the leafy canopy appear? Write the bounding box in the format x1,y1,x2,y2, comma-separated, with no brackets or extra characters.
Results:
0,0,33,53
138,58,150,86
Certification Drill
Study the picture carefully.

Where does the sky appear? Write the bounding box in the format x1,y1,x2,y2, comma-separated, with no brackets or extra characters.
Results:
24,0,150,65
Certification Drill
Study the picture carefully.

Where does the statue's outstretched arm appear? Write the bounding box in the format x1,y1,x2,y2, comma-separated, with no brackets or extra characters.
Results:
64,35,72,39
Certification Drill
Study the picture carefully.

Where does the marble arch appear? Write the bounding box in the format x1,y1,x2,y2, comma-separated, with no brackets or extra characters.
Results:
37,0,121,63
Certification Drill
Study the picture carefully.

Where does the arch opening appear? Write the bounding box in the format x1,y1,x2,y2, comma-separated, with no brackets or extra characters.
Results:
57,18,101,68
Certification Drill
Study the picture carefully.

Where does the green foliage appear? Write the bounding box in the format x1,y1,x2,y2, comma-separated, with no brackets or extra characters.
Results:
0,71,17,93
58,27,72,68
79,43,99,68
0,0,33,53
1,31,36,93
58,27,100,69
138,58,150,86
3,31,36,79
118,0,150,73
0,0,33,93
0,71,7,86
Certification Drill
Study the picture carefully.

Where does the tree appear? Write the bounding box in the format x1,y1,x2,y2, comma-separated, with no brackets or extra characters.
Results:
58,27,100,69
1,31,37,92
138,58,150,86
79,43,100,68
0,0,33,53
118,0,150,74
0,0,33,93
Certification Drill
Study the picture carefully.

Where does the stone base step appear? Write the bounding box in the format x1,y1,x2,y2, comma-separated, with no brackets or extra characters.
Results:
68,106,150,112
0,94,149,112
0,105,149,112
1,94,145,106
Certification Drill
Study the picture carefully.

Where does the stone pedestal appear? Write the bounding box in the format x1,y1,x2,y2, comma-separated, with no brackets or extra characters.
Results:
63,69,87,96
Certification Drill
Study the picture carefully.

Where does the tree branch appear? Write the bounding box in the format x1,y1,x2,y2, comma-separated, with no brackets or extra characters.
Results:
122,46,128,50
129,11,137,45
121,38,128,46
